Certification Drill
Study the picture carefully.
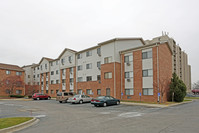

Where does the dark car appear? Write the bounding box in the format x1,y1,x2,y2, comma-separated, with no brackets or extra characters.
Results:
91,96,120,107
32,93,51,100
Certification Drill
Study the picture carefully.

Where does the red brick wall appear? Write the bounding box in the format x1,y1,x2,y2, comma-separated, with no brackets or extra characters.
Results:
158,43,172,102
49,84,60,97
0,69,25,96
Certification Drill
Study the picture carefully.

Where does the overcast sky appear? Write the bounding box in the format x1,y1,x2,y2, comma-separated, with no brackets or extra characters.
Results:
0,0,198,83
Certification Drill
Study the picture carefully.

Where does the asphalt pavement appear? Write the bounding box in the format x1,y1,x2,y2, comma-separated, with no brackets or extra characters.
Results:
0,99,199,133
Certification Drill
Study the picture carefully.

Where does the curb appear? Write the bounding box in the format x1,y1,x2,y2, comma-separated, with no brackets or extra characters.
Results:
121,100,193,108
0,117,39,133
0,99,32,101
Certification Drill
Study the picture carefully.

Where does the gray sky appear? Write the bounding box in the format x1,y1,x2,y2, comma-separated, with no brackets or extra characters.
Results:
0,0,198,83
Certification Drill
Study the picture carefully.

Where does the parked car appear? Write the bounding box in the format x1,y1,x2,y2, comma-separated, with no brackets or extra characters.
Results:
68,94,92,104
91,96,120,107
32,93,51,100
56,92,74,103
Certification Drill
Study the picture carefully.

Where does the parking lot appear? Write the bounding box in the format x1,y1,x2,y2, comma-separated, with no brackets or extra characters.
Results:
1,99,199,133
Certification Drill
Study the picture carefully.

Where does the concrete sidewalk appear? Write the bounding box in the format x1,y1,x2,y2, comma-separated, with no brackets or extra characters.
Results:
121,100,193,108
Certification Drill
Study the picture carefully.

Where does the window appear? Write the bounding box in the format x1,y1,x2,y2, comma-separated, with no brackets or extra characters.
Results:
28,82,30,85
33,75,35,78
16,72,22,76
142,51,152,59
37,82,39,85
78,89,82,94
51,90,54,94
37,67,39,70
142,69,153,77
16,90,22,95
61,58,65,65
46,81,48,85
97,89,101,95
97,48,101,56
86,51,92,57
86,63,92,69
97,75,101,80
16,81,22,87
37,74,39,78
62,69,65,75
143,88,153,95
69,68,73,73
68,56,72,63
56,70,59,74
125,89,134,95
125,72,133,78
56,90,59,94
51,71,54,75
45,64,47,69
104,57,112,64
46,72,48,78
78,77,83,82
5,89,10,94
6,71,11,75
46,90,48,94
97,61,101,69
86,89,92,95
77,54,82,59
62,79,66,83
28,75,30,78
77,65,82,71
56,80,59,84
56,60,59,65
40,65,42,70
51,80,54,84
51,62,53,66
124,55,133,63
86,76,92,81
104,72,112,79
70,78,73,83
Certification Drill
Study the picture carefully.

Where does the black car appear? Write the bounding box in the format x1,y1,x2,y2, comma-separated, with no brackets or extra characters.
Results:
91,96,120,107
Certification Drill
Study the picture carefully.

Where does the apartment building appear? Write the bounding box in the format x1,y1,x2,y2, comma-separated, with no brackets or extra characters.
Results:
145,35,191,92
0,63,25,96
23,36,189,102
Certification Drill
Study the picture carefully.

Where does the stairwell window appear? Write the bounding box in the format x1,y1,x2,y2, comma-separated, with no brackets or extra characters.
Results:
104,72,112,79
86,76,92,81
124,55,133,63
104,56,112,64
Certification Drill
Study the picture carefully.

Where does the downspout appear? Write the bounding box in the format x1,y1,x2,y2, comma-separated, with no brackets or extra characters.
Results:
156,43,160,102
114,41,116,98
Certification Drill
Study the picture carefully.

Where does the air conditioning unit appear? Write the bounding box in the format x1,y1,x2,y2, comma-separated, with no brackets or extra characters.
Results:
127,78,131,82
127,62,130,66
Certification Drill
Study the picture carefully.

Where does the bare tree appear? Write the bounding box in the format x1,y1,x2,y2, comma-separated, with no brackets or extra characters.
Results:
0,76,24,95
154,78,170,103
192,81,199,90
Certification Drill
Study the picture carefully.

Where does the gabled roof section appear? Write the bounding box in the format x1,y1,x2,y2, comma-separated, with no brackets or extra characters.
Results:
58,48,77,59
98,38,146,46
38,57,54,65
0,63,24,72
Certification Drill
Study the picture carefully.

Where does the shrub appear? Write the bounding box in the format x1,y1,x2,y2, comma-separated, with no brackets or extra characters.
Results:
9,95,25,98
169,73,187,102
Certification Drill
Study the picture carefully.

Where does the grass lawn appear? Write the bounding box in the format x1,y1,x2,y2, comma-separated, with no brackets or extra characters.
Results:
0,117,33,129
185,97,199,100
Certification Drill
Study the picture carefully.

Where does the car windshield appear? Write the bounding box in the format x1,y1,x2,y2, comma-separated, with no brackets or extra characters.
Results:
74,95,80,98
57,93,62,96
96,96,105,99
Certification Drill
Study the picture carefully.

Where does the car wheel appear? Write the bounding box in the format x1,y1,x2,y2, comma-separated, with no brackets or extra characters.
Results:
94,105,97,107
37,97,40,100
48,97,51,100
59,101,62,103
79,100,83,104
103,102,107,107
116,101,120,105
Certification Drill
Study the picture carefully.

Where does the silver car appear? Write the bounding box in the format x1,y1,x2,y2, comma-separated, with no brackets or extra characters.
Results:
68,94,92,104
